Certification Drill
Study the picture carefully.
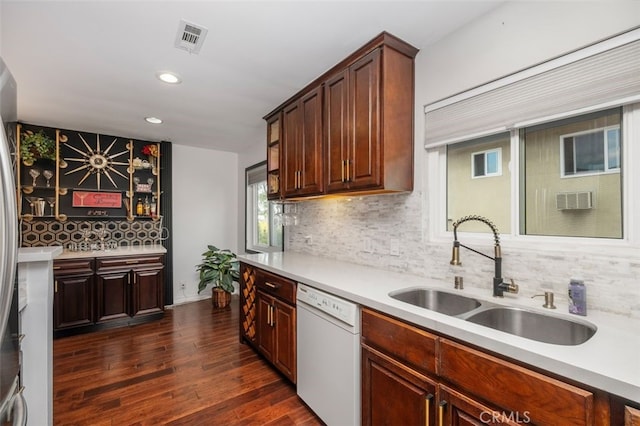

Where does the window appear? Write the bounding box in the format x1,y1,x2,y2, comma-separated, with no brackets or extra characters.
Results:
561,126,620,177
425,29,640,243
472,148,502,178
441,108,624,239
246,162,283,253
447,134,510,233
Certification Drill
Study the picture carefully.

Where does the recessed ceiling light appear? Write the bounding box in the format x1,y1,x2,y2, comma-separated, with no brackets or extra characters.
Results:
145,117,163,124
156,71,182,84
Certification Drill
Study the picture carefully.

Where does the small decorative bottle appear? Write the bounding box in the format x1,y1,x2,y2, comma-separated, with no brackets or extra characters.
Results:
150,196,157,218
143,197,150,216
136,198,143,216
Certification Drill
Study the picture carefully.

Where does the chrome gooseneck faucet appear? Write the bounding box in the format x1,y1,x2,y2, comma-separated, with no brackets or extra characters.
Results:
450,215,518,297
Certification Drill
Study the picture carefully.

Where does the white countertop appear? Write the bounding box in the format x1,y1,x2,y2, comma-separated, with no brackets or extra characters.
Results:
56,244,166,260
17,246,63,263
240,251,640,403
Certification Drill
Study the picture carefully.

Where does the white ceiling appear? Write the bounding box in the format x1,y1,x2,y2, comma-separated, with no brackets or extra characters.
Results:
1,1,501,154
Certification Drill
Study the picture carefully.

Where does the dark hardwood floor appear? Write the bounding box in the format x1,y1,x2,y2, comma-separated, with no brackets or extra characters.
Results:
53,296,323,425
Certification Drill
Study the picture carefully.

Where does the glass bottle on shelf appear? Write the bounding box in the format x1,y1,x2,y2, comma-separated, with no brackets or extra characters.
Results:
143,197,150,216
136,198,143,216
150,196,157,218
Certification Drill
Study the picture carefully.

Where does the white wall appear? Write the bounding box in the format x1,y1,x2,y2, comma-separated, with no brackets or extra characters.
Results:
172,144,238,305
287,2,640,319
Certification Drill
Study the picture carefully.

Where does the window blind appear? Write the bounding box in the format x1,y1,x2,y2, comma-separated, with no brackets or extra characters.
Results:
424,30,640,148
246,163,266,185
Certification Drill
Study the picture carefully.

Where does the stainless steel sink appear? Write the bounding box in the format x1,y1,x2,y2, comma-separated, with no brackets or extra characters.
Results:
389,288,482,316
466,307,596,345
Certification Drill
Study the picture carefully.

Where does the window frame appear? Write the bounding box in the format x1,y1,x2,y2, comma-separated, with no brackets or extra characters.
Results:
245,161,283,254
471,147,502,179
559,125,621,178
426,103,640,252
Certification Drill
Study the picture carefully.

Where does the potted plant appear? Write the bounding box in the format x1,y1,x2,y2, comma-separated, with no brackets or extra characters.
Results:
196,245,240,308
20,130,56,165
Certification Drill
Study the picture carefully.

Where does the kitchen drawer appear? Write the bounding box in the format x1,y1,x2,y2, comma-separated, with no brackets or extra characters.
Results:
361,308,437,376
438,338,594,425
96,254,164,270
53,258,94,276
256,269,296,305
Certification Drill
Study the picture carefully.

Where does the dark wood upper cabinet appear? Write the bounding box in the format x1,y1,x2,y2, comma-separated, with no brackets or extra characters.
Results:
265,31,418,199
282,86,324,198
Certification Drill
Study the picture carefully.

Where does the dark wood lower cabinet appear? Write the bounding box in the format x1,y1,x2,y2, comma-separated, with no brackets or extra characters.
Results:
362,346,436,426
53,259,94,331
54,253,164,337
256,290,296,383
362,307,612,426
239,262,297,384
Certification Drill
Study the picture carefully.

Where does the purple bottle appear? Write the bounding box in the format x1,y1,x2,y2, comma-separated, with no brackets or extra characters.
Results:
568,278,587,316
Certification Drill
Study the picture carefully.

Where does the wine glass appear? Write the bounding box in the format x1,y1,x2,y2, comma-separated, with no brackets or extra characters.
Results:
24,196,37,215
43,170,53,187
29,169,40,187
46,197,56,216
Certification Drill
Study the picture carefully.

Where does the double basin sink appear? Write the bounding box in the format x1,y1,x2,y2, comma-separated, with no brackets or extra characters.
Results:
389,287,596,345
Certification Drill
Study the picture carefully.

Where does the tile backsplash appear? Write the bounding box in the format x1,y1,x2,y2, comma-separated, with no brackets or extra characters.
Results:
288,192,640,319
21,218,165,248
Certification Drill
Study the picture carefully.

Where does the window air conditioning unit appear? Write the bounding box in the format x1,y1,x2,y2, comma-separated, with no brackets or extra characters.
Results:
556,191,593,210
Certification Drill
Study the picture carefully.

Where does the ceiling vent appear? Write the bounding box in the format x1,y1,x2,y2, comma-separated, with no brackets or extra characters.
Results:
174,19,208,54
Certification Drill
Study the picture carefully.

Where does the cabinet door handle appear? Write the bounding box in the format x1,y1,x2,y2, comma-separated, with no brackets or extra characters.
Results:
341,160,346,182
271,305,276,327
345,159,350,182
438,400,447,426
54,280,58,293
53,266,61,270
425,393,433,426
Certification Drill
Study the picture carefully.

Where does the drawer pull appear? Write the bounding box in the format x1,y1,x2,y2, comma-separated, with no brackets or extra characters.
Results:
18,334,25,343
53,266,61,270
264,282,279,289
125,260,139,264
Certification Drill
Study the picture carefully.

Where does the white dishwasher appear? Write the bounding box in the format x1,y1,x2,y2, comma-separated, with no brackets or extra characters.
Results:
296,283,361,426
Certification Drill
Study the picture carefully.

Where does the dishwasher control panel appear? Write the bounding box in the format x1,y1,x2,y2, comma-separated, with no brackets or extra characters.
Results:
297,283,358,327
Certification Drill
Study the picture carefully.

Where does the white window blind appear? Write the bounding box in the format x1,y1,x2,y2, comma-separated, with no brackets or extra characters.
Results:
424,29,640,148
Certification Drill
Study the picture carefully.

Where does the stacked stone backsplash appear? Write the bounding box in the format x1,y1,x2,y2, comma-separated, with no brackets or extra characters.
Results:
287,192,640,319
21,218,165,248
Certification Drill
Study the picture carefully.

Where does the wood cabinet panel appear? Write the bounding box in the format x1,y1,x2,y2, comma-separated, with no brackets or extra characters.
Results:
439,338,594,425
361,307,437,376
256,291,275,361
349,48,381,189
131,267,163,316
273,299,295,381
439,384,521,426
325,69,349,192
256,268,296,305
362,345,436,426
626,406,640,426
95,270,130,322
282,86,324,198
53,273,94,330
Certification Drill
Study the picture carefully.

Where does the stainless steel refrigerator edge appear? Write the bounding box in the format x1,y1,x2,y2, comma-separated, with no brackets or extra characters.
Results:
0,56,27,425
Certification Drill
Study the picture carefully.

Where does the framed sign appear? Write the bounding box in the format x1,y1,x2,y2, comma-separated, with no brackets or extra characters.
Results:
72,191,122,208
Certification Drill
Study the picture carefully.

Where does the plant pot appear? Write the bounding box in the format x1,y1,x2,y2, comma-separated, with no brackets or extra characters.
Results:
211,288,231,309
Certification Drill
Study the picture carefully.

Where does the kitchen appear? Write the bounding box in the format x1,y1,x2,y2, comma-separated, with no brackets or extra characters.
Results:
1,1,640,425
